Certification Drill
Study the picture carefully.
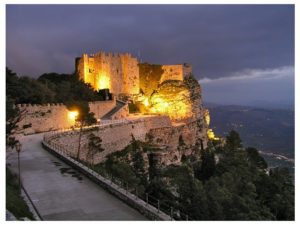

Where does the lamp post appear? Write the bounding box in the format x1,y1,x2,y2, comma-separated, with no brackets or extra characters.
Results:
15,142,22,191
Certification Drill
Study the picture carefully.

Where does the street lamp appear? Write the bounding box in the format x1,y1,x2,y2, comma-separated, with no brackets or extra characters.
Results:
15,142,22,191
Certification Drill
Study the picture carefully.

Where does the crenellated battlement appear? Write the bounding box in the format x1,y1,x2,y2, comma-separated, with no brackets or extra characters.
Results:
15,100,123,134
76,50,192,99
76,50,140,95
16,103,65,109
84,51,134,59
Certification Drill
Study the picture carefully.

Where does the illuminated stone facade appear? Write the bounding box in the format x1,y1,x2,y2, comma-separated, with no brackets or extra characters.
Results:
75,51,192,97
76,52,139,95
15,100,122,134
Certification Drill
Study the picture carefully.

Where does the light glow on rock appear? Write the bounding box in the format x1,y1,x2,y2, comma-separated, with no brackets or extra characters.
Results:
149,90,192,120
207,128,220,140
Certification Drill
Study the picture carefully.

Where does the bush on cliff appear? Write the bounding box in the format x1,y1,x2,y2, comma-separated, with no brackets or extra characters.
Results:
93,130,294,221
6,68,103,105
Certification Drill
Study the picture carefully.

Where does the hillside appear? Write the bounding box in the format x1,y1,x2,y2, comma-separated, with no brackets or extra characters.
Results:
206,103,294,158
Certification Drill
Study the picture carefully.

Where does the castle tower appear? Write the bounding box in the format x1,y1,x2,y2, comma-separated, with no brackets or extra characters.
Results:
75,51,140,96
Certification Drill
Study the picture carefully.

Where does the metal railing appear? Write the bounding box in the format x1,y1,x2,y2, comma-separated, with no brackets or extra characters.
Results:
42,136,193,220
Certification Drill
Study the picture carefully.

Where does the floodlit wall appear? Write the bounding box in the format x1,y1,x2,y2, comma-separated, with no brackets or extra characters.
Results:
76,51,191,97
49,116,172,163
160,65,184,84
76,52,139,95
16,101,116,134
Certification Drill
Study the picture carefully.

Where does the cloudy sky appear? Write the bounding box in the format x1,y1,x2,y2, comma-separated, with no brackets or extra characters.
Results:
6,4,294,108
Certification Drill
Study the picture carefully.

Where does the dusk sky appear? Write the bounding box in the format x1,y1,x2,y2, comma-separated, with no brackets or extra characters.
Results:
6,4,294,107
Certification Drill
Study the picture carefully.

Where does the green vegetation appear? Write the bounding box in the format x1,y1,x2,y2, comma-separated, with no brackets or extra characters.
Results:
6,168,34,220
72,101,97,160
6,96,22,148
184,74,201,101
6,67,98,157
91,130,294,220
93,136,149,189
6,67,103,105
86,133,104,165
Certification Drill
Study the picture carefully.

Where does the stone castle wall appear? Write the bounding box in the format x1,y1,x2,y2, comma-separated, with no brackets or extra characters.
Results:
139,63,193,99
16,101,117,134
48,115,208,165
88,100,116,119
76,52,139,95
160,65,185,84
120,54,139,94
76,51,192,98
49,116,172,164
160,64,192,84
17,103,71,134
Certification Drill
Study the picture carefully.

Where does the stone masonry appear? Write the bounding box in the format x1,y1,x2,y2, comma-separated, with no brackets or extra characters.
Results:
75,51,192,97
16,100,122,134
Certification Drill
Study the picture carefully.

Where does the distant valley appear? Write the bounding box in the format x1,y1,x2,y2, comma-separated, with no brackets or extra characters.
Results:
205,103,294,172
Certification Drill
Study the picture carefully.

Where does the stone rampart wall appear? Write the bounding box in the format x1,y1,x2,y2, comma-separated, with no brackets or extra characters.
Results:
16,101,116,134
49,116,172,164
76,52,192,97
160,65,184,84
88,100,116,119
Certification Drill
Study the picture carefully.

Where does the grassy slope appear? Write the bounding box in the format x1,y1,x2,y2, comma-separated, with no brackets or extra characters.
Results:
6,167,34,220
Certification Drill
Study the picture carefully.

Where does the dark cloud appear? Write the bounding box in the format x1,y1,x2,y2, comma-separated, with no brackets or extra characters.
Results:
6,5,294,106
6,5,294,77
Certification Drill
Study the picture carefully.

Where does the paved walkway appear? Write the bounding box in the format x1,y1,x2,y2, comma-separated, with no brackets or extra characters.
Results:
6,133,147,221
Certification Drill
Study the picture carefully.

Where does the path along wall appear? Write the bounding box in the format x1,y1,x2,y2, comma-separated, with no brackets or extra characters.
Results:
48,116,172,164
16,100,116,134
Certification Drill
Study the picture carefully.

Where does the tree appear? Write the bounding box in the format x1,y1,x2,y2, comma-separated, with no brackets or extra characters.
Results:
255,167,294,220
225,130,242,151
66,101,97,160
131,137,147,186
195,147,216,182
87,133,104,165
6,97,24,149
246,147,268,170
6,68,26,149
6,70,55,104
110,162,140,188
38,72,102,103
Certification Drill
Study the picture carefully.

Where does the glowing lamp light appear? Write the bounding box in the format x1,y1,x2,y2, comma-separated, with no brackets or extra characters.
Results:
69,111,79,120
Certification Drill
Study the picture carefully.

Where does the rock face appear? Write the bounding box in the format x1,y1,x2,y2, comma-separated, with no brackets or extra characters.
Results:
148,80,192,120
142,74,209,165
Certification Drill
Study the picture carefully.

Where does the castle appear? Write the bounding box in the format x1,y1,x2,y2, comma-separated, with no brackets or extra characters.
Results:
75,52,192,97
17,50,213,165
